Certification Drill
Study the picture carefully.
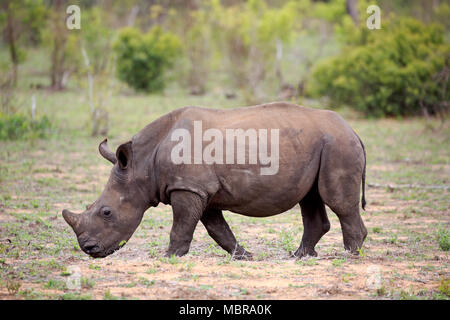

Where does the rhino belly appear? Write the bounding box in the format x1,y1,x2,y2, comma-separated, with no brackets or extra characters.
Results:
209,162,318,217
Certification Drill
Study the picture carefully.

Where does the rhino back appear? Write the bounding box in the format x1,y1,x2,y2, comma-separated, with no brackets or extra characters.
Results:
151,103,357,216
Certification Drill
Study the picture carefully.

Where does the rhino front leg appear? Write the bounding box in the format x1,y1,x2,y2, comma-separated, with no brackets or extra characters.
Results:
201,208,252,260
166,191,205,257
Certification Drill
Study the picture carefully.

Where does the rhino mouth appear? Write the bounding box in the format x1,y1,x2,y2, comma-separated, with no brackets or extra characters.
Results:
78,233,128,258
79,238,107,258
83,242,123,258
88,251,107,258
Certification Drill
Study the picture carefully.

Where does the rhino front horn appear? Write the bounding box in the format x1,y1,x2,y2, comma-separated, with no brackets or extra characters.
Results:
62,209,81,231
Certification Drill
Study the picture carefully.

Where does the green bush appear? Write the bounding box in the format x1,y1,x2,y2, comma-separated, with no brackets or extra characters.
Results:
113,27,181,93
0,113,51,140
436,227,450,252
309,18,450,117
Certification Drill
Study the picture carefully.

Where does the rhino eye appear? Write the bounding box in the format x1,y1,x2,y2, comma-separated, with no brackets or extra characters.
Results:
100,207,112,218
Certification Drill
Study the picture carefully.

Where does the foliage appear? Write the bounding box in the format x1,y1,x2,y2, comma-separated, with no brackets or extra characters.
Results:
78,8,116,136
113,27,181,92
438,277,450,297
0,0,448,119
6,280,21,295
80,7,115,76
0,113,51,140
311,0,349,24
41,1,81,90
181,5,214,94
0,0,46,85
309,18,450,117
0,0,46,48
210,0,300,102
436,227,450,252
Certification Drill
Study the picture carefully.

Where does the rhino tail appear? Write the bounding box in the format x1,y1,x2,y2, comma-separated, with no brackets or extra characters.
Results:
357,135,367,211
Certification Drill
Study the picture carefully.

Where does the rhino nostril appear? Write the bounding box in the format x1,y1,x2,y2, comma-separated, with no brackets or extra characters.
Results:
83,243,100,254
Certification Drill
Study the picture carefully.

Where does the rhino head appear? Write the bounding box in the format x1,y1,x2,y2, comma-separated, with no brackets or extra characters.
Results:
62,139,152,258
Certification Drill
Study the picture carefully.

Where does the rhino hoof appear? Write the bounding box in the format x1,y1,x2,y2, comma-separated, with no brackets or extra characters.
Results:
232,250,253,261
292,247,318,259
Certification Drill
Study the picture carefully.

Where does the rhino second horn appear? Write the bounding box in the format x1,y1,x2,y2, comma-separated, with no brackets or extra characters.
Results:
62,209,81,231
99,138,117,164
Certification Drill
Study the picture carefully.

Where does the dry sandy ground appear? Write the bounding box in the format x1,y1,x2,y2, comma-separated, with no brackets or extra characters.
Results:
0,158,449,300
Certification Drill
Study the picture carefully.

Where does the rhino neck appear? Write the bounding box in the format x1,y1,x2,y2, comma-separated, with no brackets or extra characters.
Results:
131,112,183,208
129,148,160,209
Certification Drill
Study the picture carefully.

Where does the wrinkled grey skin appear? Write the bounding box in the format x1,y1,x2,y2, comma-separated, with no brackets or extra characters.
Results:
63,102,367,259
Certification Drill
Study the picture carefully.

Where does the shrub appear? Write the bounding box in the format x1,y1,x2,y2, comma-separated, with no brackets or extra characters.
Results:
113,27,181,93
436,227,450,252
0,113,51,140
309,18,450,117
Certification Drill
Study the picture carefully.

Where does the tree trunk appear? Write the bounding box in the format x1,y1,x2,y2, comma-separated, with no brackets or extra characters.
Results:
127,5,139,27
275,38,284,87
50,0,66,90
346,0,359,26
5,5,18,86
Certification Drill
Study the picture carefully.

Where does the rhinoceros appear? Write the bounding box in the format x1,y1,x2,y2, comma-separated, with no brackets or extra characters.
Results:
62,102,367,259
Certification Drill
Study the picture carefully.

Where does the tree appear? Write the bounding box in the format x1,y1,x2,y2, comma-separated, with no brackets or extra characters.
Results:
79,7,115,136
40,0,86,90
47,0,69,90
182,4,214,95
0,0,46,86
210,0,299,102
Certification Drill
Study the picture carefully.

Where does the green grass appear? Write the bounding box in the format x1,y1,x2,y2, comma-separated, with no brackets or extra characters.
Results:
160,254,180,265
332,258,346,267
81,277,95,289
371,227,382,234
295,258,318,266
436,227,450,251
103,289,119,300
139,277,155,287
60,292,93,300
44,279,66,290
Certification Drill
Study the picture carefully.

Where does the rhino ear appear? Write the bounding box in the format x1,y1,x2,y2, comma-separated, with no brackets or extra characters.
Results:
116,141,132,170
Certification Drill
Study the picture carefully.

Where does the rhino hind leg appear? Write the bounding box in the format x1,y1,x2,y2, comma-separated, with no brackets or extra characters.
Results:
332,204,367,254
293,182,330,258
317,140,368,254
201,208,252,260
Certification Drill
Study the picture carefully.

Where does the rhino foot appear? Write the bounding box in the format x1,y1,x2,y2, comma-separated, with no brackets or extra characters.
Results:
231,247,253,260
292,246,318,259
